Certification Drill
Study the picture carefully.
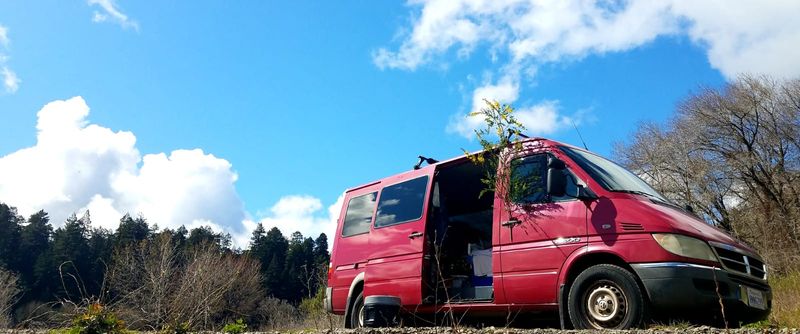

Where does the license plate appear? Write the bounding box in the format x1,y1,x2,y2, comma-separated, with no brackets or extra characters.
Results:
746,287,766,310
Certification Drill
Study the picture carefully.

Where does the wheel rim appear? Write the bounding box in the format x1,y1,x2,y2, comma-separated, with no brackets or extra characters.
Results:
356,302,365,327
583,281,627,328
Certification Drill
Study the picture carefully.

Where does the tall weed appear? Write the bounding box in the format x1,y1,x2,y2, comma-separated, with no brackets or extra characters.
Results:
771,270,800,327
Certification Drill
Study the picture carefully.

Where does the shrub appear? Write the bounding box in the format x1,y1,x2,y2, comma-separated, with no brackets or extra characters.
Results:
222,318,247,334
68,303,124,334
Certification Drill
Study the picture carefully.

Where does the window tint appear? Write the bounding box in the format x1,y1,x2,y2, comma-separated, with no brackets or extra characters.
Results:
511,154,580,203
375,176,429,228
341,192,377,237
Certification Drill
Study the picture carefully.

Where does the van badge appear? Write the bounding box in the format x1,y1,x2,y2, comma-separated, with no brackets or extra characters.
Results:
554,237,581,245
602,224,612,230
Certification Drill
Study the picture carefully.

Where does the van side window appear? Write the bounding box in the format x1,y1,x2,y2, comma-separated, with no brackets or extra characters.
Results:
511,154,579,203
375,176,429,228
510,155,548,203
341,192,377,237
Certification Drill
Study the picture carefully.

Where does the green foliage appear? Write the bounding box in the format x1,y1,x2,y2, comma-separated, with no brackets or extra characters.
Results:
464,99,534,206
0,200,332,330
222,318,247,334
68,303,125,334
742,319,773,329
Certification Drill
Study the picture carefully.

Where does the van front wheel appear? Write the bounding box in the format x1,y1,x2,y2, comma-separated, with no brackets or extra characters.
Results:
567,264,646,329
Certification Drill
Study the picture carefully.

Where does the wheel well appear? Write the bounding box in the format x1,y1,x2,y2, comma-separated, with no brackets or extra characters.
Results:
564,252,636,290
562,252,652,304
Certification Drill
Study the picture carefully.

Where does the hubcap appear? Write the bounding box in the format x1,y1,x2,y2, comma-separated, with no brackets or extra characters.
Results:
584,282,627,328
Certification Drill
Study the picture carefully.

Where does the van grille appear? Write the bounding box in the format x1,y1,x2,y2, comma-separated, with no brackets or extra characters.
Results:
712,245,766,280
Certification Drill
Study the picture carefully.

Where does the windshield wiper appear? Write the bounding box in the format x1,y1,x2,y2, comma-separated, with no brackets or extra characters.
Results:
611,189,657,198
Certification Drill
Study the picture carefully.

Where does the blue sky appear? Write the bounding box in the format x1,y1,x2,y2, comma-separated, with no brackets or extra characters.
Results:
1,1,798,247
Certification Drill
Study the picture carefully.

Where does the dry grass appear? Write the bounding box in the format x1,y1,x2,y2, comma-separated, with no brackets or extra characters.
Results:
770,270,800,328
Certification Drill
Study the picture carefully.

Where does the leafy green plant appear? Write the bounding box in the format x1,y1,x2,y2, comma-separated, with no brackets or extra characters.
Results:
68,303,125,334
222,318,247,334
463,99,533,208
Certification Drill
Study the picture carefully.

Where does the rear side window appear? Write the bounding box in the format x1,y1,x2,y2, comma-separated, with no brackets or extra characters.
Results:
341,192,377,237
375,176,429,228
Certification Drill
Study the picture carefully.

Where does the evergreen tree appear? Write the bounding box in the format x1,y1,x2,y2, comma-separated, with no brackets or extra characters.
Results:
0,203,23,271
248,223,267,273
262,227,288,298
50,213,92,300
187,226,222,249
87,227,114,296
18,210,52,295
283,232,307,302
313,233,329,267
115,214,149,247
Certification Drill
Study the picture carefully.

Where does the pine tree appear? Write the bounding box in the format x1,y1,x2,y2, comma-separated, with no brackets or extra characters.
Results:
115,213,150,247
0,203,23,271
18,211,52,289
262,227,288,299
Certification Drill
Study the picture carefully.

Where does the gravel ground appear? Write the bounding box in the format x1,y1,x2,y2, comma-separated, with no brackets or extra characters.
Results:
286,327,797,334
2,327,798,334
259,327,798,334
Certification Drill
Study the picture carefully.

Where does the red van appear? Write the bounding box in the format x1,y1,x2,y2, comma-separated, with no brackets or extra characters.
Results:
324,138,771,329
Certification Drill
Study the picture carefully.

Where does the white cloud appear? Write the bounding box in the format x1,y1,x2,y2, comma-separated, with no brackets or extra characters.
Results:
88,0,139,31
2,66,19,93
378,0,800,137
0,24,19,94
0,25,8,47
237,193,344,248
447,76,519,137
0,96,340,249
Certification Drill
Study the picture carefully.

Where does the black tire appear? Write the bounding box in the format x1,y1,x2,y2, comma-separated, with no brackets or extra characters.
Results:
567,264,647,329
349,292,365,328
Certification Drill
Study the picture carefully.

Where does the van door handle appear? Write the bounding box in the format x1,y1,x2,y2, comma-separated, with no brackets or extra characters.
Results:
501,219,521,227
408,231,423,239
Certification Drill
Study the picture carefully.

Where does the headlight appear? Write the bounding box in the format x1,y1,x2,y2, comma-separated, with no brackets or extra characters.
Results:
652,233,718,262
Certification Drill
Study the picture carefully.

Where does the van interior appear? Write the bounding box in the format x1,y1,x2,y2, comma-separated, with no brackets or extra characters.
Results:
426,161,495,303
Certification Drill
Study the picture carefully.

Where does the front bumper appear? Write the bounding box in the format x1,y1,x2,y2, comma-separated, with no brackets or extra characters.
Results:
631,262,771,323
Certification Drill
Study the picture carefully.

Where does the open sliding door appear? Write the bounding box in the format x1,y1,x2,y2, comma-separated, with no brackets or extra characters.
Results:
363,167,434,307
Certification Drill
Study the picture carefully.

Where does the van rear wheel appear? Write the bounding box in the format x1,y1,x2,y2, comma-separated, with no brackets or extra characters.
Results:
567,264,646,329
349,292,365,328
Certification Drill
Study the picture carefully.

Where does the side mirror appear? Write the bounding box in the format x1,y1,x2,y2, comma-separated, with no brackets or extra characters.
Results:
547,157,567,197
576,184,598,200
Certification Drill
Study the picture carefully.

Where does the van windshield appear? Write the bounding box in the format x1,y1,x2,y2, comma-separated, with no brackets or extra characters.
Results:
559,146,668,202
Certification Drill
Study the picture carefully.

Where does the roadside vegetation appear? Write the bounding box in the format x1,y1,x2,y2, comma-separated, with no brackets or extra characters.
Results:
770,271,800,327
615,75,800,327
0,205,332,331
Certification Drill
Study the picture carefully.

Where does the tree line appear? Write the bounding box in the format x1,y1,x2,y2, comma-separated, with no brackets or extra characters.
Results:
0,202,329,329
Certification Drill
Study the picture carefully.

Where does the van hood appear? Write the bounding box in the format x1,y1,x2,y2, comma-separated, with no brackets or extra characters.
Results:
634,197,757,254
